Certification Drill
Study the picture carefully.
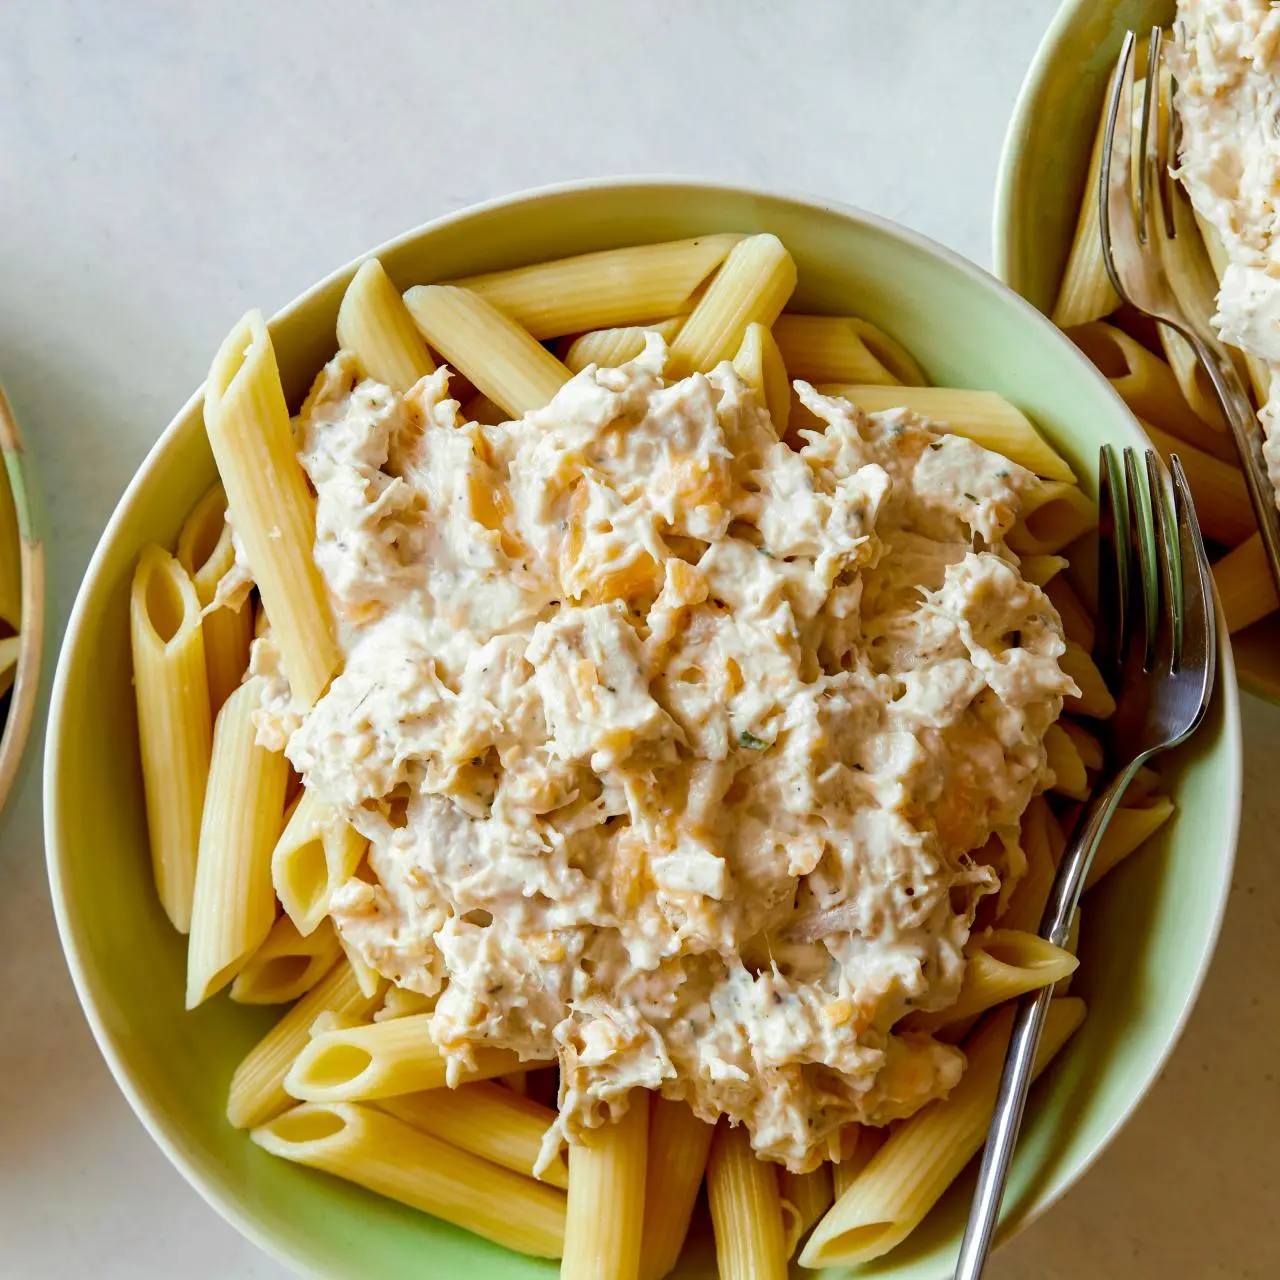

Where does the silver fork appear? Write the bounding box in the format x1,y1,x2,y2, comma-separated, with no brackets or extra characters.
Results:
1100,26,1280,595
953,446,1216,1280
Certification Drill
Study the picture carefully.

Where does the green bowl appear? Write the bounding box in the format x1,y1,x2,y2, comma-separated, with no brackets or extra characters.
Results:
993,0,1280,702
45,179,1241,1278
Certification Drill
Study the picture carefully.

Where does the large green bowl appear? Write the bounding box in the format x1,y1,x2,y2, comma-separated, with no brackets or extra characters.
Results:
993,0,1280,702
45,180,1241,1278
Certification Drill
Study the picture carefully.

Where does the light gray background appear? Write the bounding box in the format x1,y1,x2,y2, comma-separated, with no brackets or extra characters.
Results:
2,2,1276,1276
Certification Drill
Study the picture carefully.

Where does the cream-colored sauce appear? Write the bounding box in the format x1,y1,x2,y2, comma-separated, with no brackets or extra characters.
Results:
252,336,1074,1172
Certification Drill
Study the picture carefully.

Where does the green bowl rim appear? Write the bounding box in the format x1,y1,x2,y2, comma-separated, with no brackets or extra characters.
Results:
43,174,1244,1276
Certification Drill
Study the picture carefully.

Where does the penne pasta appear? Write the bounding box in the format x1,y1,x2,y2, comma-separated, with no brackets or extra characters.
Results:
403,284,571,419
1044,720,1089,800
336,928,383,999
707,1121,789,1280
336,258,436,392
176,482,253,716
130,545,213,934
831,1125,887,1200
284,1012,533,1103
227,958,382,1129
733,321,791,431
771,314,897,386
204,311,340,706
1007,480,1098,555
902,929,1078,1033
846,318,928,386
1213,533,1278,632
820,385,1077,483
186,677,290,1007
1044,572,1096,652
778,1164,834,1258
374,984,437,1022
1061,641,1118,719
380,1080,567,1189
638,1097,716,1280
561,318,684,374
253,1102,566,1259
563,1091,650,1280
1085,795,1176,890
800,998,1087,1268
271,788,367,936
1057,908,1082,997
668,234,797,377
1157,324,1229,433
452,235,743,339
998,796,1059,935
1140,419,1254,546
230,914,342,1005
1018,554,1069,587
1060,717,1103,771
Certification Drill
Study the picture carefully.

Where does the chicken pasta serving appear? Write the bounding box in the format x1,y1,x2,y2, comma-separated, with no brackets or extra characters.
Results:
129,233,1172,1276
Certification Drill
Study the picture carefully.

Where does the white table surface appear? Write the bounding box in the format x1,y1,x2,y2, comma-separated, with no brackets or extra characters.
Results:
2,2,1278,1276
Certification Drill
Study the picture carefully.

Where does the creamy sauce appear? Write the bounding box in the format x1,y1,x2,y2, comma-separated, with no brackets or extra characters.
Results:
252,336,1074,1172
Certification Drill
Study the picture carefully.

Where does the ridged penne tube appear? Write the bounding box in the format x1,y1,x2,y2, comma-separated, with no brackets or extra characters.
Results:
1018,554,1068,587
707,1121,788,1280
337,929,383,998
284,1012,532,1103
832,1125,886,1200
819,386,1075,483
460,391,508,426
380,1080,567,1188
1007,481,1098,555
998,796,1058,934
0,451,21,629
902,929,1078,1033
130,546,213,934
186,678,289,1007
638,1097,716,1280
1044,573,1096,652
1157,323,1229,432
0,635,17,698
230,915,342,1005
733,321,790,431
374,984,437,1022
1085,795,1175,890
204,311,340,706
1044,721,1088,800
1057,908,1082,997
800,998,1087,1268
403,285,571,419
778,1164,834,1258
176,482,253,716
252,1102,566,1259
771,315,896,386
1061,642,1117,719
847,319,928,386
336,258,436,392
668,234,797,377
271,788,368,936
1061,717,1103,770
1214,534,1278,632
1140,419,1254,546
563,1090,650,1280
451,235,743,339
1066,322,1234,460
227,959,381,1129
562,318,684,373
1052,82,1122,327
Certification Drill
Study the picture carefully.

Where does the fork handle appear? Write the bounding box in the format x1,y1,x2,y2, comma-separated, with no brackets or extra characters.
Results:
952,763,1143,1280
1185,329,1280,596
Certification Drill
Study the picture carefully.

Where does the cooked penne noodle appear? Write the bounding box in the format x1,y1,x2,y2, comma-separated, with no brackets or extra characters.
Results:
1044,572,1096,652
846,318,928,386
460,391,509,425
1157,324,1229,432
772,315,896,386
230,915,342,1005
707,1121,789,1280
253,1102,566,1259
336,258,436,392
176,483,253,716
820,385,1076,483
1060,717,1103,770
204,311,340,706
831,1125,887,1200
733,321,791,431
452,235,743,339
562,318,684,374
1085,795,1175,890
227,958,382,1129
186,678,289,1007
1140,419,1253,546
800,998,1087,1268
380,1080,567,1189
778,1164,834,1258
1018,554,1069,587
1061,641,1117,719
0,451,21,630
284,1012,533,1103
130,545,213,934
403,284,571,419
271,788,367,936
668,234,797,376
1045,721,1088,800
374,984,437,1022
1057,908,1082,997
563,1091,650,1280
337,929,383,999
998,796,1058,934
638,1097,716,1280
902,929,1078,1033
1007,481,1098,555
1213,533,1278,632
